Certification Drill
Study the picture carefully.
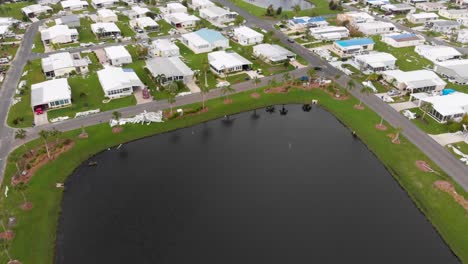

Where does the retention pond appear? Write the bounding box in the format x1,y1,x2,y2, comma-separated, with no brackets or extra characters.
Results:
55,105,459,264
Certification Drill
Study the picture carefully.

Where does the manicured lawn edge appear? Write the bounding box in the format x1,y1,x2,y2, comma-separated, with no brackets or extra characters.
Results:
1,87,467,263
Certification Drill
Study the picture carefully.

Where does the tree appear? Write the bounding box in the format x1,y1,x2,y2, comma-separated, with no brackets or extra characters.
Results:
283,59,289,69
39,130,51,159
221,85,235,100
112,111,122,121
282,72,291,84
358,86,373,107
265,4,275,16
15,182,28,205
166,81,179,95
97,27,105,38
292,4,301,16
420,102,433,121
276,7,282,15
252,76,261,91
14,129,26,142
307,68,316,87
154,74,166,88
346,79,355,94
167,95,176,115
268,78,278,88
200,84,209,109
50,128,62,144
234,15,244,25
201,56,209,88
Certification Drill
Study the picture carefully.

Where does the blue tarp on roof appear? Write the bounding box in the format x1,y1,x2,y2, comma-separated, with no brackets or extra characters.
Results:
292,16,325,24
335,38,374,47
122,68,135,72
195,28,227,43
389,33,417,40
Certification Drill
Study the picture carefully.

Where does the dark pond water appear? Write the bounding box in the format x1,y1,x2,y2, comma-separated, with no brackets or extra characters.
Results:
243,0,314,11
55,105,459,264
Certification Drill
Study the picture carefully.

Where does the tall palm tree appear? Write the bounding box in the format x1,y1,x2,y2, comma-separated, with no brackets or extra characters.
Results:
358,86,372,107
282,72,291,84
221,85,235,100
201,56,209,88
154,74,166,88
268,77,278,88
168,95,176,115
112,111,122,122
200,84,209,109
49,128,62,144
307,68,316,87
39,130,51,159
252,76,261,91
15,129,27,151
346,79,355,94
292,4,301,16
420,102,433,121
166,81,179,95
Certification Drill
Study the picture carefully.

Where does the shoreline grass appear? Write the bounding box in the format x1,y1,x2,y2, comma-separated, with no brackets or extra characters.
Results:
1,87,468,263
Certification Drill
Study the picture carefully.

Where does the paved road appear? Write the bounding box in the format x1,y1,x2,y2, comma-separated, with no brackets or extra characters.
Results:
0,22,40,180
0,6,466,191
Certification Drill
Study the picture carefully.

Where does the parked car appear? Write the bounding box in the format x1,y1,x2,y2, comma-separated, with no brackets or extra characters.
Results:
142,88,150,99
34,107,43,115
387,89,401,97
136,28,144,33
287,38,295,43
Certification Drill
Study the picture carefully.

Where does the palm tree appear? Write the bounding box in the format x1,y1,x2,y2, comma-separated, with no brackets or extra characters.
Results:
346,79,355,94
221,85,235,100
154,74,166,89
38,130,51,159
252,76,261,91
358,86,372,107
200,84,209,109
97,27,105,39
420,102,433,121
282,72,291,84
112,111,122,122
50,128,62,144
268,78,278,88
15,182,28,205
168,95,176,115
201,56,209,88
14,129,27,152
292,4,301,16
307,68,316,87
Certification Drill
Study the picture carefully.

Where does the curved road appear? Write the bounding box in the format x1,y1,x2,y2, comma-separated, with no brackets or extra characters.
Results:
0,4,467,190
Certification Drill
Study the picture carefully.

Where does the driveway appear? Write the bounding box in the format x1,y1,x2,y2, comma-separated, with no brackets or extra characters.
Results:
186,81,200,93
93,49,108,65
430,133,467,146
389,101,418,112
133,87,153,104
34,112,49,126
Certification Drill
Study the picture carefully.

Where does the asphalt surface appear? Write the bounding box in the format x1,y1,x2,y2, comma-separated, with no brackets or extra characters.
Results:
0,5,466,191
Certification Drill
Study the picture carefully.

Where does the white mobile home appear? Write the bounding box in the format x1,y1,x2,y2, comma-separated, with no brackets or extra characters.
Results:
97,66,144,98
233,26,263,46
104,46,132,66
208,51,252,75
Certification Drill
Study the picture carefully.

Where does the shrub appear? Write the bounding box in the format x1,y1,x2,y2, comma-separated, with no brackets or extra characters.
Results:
447,121,462,133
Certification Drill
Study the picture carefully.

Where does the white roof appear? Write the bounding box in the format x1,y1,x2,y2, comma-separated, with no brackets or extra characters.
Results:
131,6,150,15
357,21,394,30
310,26,349,34
41,25,77,41
409,12,439,19
97,8,117,18
21,4,52,15
146,57,194,77
200,6,233,17
0,26,9,35
233,26,263,39
104,45,131,60
0,17,18,27
354,52,397,67
253,43,295,62
192,0,215,7
92,0,117,5
152,38,179,52
421,92,468,116
208,50,252,70
31,78,71,107
166,13,200,23
136,17,158,28
342,11,375,22
61,0,88,9
415,45,462,62
97,66,143,92
91,22,120,33
383,69,446,87
435,59,468,78
41,52,74,72
167,2,187,11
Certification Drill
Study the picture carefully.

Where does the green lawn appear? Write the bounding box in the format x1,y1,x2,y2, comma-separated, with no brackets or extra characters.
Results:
226,73,250,84
78,17,98,43
7,60,45,127
408,108,451,135
372,36,433,71
0,2,32,20
116,21,136,37
32,34,45,53
2,84,468,263
0,43,20,58
47,73,137,120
